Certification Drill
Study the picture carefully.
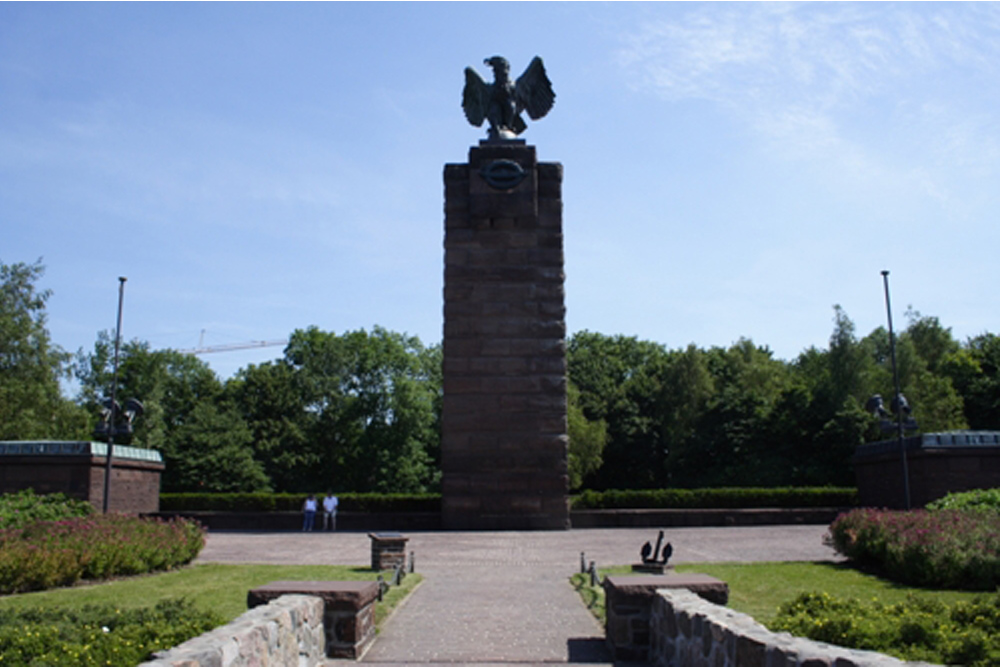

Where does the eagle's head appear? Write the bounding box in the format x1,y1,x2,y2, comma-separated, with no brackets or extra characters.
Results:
484,56,510,78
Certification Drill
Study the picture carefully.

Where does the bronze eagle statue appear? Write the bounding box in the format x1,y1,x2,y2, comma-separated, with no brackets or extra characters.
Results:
463,56,555,140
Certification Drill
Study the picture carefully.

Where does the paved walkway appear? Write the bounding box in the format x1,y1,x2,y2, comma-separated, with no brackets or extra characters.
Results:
197,526,837,665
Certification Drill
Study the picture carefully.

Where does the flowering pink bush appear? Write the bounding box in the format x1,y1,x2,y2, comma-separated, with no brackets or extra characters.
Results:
0,515,204,594
828,508,1000,590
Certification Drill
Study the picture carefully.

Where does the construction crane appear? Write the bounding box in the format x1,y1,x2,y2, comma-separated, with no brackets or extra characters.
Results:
177,331,287,356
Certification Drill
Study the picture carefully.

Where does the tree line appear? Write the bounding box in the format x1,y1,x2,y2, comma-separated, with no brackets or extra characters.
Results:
3,259,999,493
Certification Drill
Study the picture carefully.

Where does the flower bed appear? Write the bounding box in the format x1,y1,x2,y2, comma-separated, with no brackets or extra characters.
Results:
828,508,1000,590
0,514,205,594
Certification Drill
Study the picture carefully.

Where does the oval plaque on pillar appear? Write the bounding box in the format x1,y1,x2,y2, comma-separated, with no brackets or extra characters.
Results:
479,159,527,190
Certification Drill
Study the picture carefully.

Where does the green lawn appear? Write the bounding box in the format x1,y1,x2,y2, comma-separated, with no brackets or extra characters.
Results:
0,563,422,627
572,561,983,626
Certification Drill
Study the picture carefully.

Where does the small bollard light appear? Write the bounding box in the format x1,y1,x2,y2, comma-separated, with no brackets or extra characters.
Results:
376,574,386,601
580,551,586,573
589,561,598,587
409,551,415,573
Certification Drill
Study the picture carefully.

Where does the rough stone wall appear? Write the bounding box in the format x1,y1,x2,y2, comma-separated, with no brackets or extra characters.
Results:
650,589,936,667
441,142,569,530
138,595,325,667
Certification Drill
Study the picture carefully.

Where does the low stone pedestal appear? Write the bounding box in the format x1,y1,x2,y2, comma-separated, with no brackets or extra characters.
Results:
603,574,729,662
631,563,675,574
247,580,379,659
369,532,408,571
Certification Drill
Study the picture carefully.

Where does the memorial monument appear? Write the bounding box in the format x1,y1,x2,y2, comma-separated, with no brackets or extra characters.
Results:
441,56,569,529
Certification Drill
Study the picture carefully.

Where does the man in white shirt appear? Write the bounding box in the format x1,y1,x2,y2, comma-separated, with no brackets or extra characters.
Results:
322,492,339,531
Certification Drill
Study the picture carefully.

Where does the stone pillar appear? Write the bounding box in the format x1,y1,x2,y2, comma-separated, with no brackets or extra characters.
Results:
441,141,569,530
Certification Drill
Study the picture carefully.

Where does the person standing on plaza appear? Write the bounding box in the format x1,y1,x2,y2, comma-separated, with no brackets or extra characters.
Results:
302,494,318,531
322,492,339,531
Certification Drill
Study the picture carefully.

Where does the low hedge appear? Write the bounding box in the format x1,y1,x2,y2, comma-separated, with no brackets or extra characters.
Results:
0,598,223,667
570,487,858,510
0,489,93,530
160,492,442,513
161,487,858,513
926,488,1000,513
771,591,1000,667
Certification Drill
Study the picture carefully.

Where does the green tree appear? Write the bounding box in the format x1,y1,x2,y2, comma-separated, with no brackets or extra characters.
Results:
226,359,315,492
658,345,714,485
567,331,671,489
170,401,271,492
283,326,441,493
690,339,793,486
905,309,960,375
567,382,607,490
74,337,247,491
0,259,88,440
951,333,1000,429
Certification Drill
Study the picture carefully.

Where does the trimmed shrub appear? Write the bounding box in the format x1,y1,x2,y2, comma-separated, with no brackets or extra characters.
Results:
161,488,857,513
160,492,441,513
0,489,93,530
927,488,1000,514
570,487,858,510
0,598,223,667
828,508,1000,590
0,515,205,594
771,591,1000,667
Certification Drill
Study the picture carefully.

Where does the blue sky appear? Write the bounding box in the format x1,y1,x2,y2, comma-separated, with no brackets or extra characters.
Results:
3,2,999,383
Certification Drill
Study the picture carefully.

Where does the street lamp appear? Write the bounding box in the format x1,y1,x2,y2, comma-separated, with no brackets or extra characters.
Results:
94,277,141,514
867,270,918,510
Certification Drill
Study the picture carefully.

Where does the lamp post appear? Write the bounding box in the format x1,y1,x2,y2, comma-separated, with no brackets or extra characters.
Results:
102,277,127,514
881,270,911,510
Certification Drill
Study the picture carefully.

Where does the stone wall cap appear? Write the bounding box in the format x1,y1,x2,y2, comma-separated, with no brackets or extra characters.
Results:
248,580,379,608
605,573,730,605
605,573,724,590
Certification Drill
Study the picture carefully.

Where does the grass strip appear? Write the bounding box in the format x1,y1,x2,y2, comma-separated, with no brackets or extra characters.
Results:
571,561,982,626
0,562,422,626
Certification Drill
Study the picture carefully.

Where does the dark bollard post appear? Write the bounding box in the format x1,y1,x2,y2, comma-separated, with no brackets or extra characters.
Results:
409,551,415,573
580,551,586,573
589,561,598,587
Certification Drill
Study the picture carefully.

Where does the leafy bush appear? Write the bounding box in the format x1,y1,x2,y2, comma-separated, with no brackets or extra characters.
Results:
0,489,93,530
160,492,441,513
0,598,223,667
771,591,1000,667
828,508,1000,590
571,487,858,510
0,515,205,594
927,488,1000,513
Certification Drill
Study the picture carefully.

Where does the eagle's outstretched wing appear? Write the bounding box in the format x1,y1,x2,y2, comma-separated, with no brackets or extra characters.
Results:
515,56,555,121
462,67,490,128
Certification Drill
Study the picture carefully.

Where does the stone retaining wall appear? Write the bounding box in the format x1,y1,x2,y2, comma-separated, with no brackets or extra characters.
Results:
650,588,935,667
138,594,325,667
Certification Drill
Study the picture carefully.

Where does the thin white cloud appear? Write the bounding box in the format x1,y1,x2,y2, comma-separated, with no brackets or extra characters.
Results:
619,4,999,110
616,3,1000,218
